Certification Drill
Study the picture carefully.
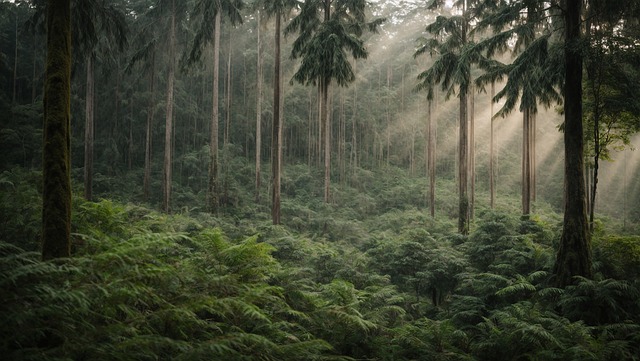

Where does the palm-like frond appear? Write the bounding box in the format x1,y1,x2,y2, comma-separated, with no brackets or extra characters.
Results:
288,0,383,87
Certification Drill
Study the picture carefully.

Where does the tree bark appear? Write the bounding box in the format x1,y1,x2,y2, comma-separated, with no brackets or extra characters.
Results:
12,11,18,106
255,11,263,203
428,96,436,218
490,82,495,208
458,2,469,235
208,11,222,213
84,55,94,201
162,0,176,213
143,51,155,202
469,84,475,220
522,108,531,216
42,0,72,260
323,76,331,203
225,29,232,147
554,0,592,287
271,14,282,224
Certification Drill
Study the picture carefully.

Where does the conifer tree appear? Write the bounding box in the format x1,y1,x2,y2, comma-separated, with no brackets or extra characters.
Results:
42,0,71,260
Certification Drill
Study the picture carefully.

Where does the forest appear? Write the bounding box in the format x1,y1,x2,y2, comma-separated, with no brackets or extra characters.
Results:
1,0,640,359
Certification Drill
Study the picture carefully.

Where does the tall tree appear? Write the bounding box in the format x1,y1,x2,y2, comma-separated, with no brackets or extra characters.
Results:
42,0,71,260
76,0,127,201
427,95,436,218
583,0,640,231
287,0,383,203
415,0,481,234
188,0,244,213
475,0,562,217
554,0,591,287
127,0,187,209
256,0,299,224
489,81,495,208
162,0,176,213
255,10,263,203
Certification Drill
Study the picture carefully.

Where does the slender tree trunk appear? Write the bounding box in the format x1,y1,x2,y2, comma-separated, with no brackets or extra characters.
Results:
459,89,469,234
350,59,358,173
322,76,331,203
428,97,436,218
225,29,232,147
84,56,95,201
32,36,38,104
143,52,155,202
317,84,322,168
522,108,531,216
531,111,536,202
469,85,475,220
490,82,495,208
589,113,600,233
308,88,313,168
554,0,592,287
12,12,18,106
208,11,222,213
386,65,392,166
339,89,346,184
255,11,263,203
271,13,282,224
128,96,133,170
42,0,72,260
162,0,176,213
458,3,469,234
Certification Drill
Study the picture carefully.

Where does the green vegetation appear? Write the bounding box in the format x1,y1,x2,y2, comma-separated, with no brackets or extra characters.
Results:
2,166,640,360
2,0,640,359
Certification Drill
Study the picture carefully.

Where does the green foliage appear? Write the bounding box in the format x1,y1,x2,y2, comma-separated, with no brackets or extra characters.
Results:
593,235,640,280
0,201,352,360
0,168,42,251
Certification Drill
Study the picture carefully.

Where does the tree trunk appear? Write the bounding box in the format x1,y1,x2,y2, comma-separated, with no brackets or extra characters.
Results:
42,0,72,260
255,11,263,203
457,0,469,235
531,111,536,202
554,0,592,287
32,35,38,104
225,29,232,147
469,85,475,220
143,52,155,202
208,11,222,213
428,96,436,218
490,82,495,208
12,11,18,106
322,76,331,203
350,59,358,174
522,108,531,216
459,89,469,234
162,1,176,213
271,14,282,224
83,55,94,201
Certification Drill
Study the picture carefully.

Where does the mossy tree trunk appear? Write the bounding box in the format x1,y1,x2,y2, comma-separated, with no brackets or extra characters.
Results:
42,0,72,260
554,0,592,287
